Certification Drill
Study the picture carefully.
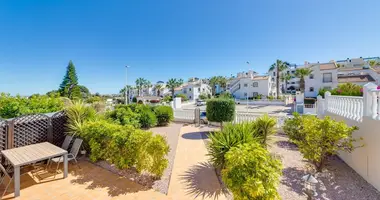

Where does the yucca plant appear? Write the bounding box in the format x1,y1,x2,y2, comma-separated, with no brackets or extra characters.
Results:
207,122,255,168
252,114,277,148
65,100,96,136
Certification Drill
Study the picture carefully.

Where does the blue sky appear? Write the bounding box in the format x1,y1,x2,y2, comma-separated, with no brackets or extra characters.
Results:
1,0,379,95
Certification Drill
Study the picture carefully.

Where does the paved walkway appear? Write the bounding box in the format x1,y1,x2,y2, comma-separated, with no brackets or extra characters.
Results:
167,125,229,200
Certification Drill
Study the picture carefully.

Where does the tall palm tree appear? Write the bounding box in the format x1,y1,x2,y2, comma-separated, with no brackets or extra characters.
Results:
295,68,313,92
209,76,219,96
135,78,146,96
120,85,133,103
280,73,292,93
218,76,228,92
166,78,184,98
154,84,163,97
269,60,289,98
144,80,152,96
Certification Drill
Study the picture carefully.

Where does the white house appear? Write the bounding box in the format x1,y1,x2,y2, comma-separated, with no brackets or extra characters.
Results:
174,79,211,100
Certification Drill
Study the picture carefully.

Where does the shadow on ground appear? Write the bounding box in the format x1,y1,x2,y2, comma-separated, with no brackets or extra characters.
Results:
182,131,212,140
179,162,230,199
281,167,306,196
276,140,298,151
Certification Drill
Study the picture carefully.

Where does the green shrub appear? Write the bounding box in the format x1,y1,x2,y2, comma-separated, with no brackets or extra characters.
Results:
132,97,137,103
154,106,174,126
207,122,255,168
80,120,169,177
319,83,363,97
199,93,208,100
206,98,235,126
163,95,173,103
0,93,64,119
218,92,233,99
86,96,103,104
138,106,157,128
175,94,188,102
252,114,277,147
222,142,282,200
106,105,140,128
283,112,306,143
268,95,274,101
296,116,360,172
65,100,97,136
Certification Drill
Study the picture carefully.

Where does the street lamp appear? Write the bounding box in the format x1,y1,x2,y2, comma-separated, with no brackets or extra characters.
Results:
125,65,130,105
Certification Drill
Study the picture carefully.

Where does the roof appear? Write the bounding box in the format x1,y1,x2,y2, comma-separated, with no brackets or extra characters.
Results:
338,75,375,83
252,76,269,80
319,63,337,70
338,67,369,71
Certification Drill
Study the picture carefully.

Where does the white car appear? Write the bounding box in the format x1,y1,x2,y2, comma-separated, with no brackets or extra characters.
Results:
196,100,206,106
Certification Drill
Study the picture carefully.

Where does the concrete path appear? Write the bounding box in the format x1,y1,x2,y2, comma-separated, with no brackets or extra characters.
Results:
168,125,229,200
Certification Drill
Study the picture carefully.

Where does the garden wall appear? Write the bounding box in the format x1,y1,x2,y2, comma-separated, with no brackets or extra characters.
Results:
323,113,380,191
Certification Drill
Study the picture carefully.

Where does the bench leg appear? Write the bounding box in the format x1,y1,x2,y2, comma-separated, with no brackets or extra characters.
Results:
14,166,20,197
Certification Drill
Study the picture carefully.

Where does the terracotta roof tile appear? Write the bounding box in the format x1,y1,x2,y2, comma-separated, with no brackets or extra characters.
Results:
319,63,337,70
338,75,375,83
252,76,269,80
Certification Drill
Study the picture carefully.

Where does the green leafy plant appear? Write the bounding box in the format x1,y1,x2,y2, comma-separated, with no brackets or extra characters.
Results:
283,112,306,143
206,98,235,127
106,105,140,128
207,122,255,168
65,100,97,136
0,93,64,119
198,93,209,100
296,116,360,172
295,68,313,92
222,142,282,200
163,95,172,103
166,78,184,98
138,105,157,128
252,114,277,147
175,93,188,102
154,106,174,126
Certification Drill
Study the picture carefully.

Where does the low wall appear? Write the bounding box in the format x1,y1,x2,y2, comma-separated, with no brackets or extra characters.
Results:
235,99,285,106
323,112,380,191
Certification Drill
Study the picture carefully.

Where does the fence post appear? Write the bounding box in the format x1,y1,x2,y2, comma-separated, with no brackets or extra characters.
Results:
47,117,53,143
317,95,324,116
194,108,200,126
363,83,377,117
324,91,331,112
7,120,14,149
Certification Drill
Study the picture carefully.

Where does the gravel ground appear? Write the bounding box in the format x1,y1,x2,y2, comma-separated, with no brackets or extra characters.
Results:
270,133,380,200
150,122,183,194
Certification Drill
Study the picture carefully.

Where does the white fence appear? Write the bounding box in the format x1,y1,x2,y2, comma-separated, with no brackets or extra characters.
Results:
318,83,380,191
234,112,289,129
235,96,294,106
173,109,195,123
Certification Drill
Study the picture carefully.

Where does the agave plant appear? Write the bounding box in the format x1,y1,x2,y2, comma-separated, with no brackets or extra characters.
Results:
252,114,277,148
65,100,96,136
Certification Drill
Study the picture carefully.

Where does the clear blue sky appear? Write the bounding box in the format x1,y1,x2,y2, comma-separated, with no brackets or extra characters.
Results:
1,0,379,95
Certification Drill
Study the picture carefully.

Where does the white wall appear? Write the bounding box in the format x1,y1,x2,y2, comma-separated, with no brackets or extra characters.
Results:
233,78,269,99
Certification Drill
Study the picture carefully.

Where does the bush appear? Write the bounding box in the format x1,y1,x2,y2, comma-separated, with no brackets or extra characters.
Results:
86,96,103,104
154,106,174,126
206,98,235,127
80,120,169,177
138,106,157,128
218,92,233,99
268,95,275,101
283,112,306,143
222,142,282,200
296,116,360,172
132,97,137,103
0,93,64,119
175,94,188,102
319,83,363,97
65,100,97,136
106,105,140,128
252,114,277,147
163,95,173,102
207,122,255,168
199,93,208,100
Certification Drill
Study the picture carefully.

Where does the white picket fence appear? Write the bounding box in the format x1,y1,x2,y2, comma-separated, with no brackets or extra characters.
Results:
173,109,195,123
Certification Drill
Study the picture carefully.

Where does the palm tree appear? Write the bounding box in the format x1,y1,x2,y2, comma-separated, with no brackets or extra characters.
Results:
209,76,219,96
369,60,380,67
218,76,228,92
144,80,152,96
135,78,146,96
154,84,163,97
120,85,133,103
166,78,184,98
295,68,313,92
280,73,292,93
269,60,289,98
253,114,276,148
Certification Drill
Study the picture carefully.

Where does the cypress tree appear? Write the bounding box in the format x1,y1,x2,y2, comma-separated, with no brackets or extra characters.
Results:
59,60,81,99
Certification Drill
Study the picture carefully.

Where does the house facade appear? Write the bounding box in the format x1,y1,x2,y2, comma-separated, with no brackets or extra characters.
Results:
174,80,211,100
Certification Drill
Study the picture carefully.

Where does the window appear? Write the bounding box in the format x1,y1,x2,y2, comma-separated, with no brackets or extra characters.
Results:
309,74,314,79
183,89,187,93
202,88,205,92
291,70,295,73
244,84,248,87
198,88,200,92
189,96,192,99
287,71,290,75
252,82,258,87
244,93,247,97
253,92,258,97
323,73,333,83
271,78,275,82
309,87,314,92
273,72,276,76
189,88,192,91
291,82,295,84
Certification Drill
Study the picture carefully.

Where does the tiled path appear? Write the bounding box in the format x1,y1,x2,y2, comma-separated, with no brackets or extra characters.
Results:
167,125,229,200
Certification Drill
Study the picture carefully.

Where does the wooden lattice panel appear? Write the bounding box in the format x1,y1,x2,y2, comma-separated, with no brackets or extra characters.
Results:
52,111,67,146
12,114,49,148
0,119,7,151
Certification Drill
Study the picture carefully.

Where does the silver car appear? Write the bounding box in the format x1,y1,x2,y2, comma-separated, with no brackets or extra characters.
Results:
196,100,206,106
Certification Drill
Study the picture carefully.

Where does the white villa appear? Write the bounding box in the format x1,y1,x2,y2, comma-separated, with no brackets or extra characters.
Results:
174,79,211,100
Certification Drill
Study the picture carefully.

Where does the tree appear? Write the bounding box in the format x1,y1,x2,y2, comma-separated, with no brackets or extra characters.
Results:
154,84,163,97
120,85,134,103
135,78,147,96
78,85,90,98
144,80,152,96
166,78,183,98
295,68,313,92
296,116,360,172
206,98,235,128
252,114,277,148
280,73,292,93
269,60,289,98
217,76,228,92
368,60,380,67
222,142,282,200
59,60,81,99
209,76,219,96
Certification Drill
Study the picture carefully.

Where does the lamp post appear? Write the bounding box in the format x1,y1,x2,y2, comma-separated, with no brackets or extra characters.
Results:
125,65,130,105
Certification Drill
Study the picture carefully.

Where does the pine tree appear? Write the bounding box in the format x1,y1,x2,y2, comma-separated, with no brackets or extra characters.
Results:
59,60,81,99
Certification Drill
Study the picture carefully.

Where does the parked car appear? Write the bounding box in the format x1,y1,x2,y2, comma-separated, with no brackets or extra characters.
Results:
196,100,206,106
200,111,208,124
